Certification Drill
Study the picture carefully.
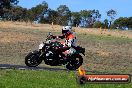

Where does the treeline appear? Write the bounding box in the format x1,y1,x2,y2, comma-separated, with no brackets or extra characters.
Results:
0,0,132,29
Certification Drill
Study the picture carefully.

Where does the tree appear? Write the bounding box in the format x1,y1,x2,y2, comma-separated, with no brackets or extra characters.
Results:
0,5,28,21
80,10,92,27
0,0,19,19
57,5,71,25
39,8,52,24
48,9,58,24
8,6,28,21
80,10,101,27
104,19,109,28
27,1,48,22
114,17,132,29
107,9,117,27
93,21,104,28
128,17,132,28
91,10,101,23
71,12,81,27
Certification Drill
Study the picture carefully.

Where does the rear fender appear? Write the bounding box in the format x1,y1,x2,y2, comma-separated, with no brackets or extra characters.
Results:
75,46,85,56
70,54,82,60
69,54,83,66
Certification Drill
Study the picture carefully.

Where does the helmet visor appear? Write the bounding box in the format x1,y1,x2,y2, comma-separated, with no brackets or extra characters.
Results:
62,30,69,34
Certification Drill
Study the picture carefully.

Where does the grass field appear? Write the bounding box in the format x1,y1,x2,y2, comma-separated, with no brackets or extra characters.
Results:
0,21,132,73
0,21,132,87
0,69,132,88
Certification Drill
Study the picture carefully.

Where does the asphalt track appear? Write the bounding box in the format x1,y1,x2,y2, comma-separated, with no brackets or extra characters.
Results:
0,64,67,71
0,64,132,76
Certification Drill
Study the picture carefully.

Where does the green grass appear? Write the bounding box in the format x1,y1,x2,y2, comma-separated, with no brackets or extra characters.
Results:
0,69,131,88
78,33,132,44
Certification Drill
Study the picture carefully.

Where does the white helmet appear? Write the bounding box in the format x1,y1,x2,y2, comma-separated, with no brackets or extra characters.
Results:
62,26,72,35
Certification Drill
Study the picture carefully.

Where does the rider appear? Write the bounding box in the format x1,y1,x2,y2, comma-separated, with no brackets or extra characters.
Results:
55,26,77,56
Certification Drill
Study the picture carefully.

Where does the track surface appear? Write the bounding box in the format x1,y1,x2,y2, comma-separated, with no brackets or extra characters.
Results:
0,64,67,71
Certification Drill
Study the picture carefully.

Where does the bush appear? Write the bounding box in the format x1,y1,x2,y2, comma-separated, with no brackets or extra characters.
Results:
93,21,105,28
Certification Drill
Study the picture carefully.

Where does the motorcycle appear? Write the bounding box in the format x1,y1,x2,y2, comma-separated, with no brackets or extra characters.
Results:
25,32,85,70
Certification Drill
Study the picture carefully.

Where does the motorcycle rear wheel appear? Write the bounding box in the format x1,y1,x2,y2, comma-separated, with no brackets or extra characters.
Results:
66,54,83,70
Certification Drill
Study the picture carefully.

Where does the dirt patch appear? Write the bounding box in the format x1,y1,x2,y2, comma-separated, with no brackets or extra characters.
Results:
75,28,132,39
96,50,112,57
0,31,36,44
1,21,132,39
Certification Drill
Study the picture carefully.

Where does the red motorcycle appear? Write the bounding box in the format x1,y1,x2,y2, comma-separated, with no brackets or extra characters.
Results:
25,32,85,70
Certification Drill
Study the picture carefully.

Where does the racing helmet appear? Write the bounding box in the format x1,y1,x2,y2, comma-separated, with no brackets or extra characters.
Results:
62,26,72,35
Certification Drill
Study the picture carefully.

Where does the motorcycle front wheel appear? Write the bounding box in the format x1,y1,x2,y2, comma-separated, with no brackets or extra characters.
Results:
25,51,42,67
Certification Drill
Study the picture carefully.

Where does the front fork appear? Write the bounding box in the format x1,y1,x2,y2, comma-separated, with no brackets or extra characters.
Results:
37,49,45,60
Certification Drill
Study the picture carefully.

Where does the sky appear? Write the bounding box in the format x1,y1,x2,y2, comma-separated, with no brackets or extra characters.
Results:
18,0,132,20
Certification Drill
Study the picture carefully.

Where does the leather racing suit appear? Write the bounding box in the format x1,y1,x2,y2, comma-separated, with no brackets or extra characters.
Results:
53,32,76,56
